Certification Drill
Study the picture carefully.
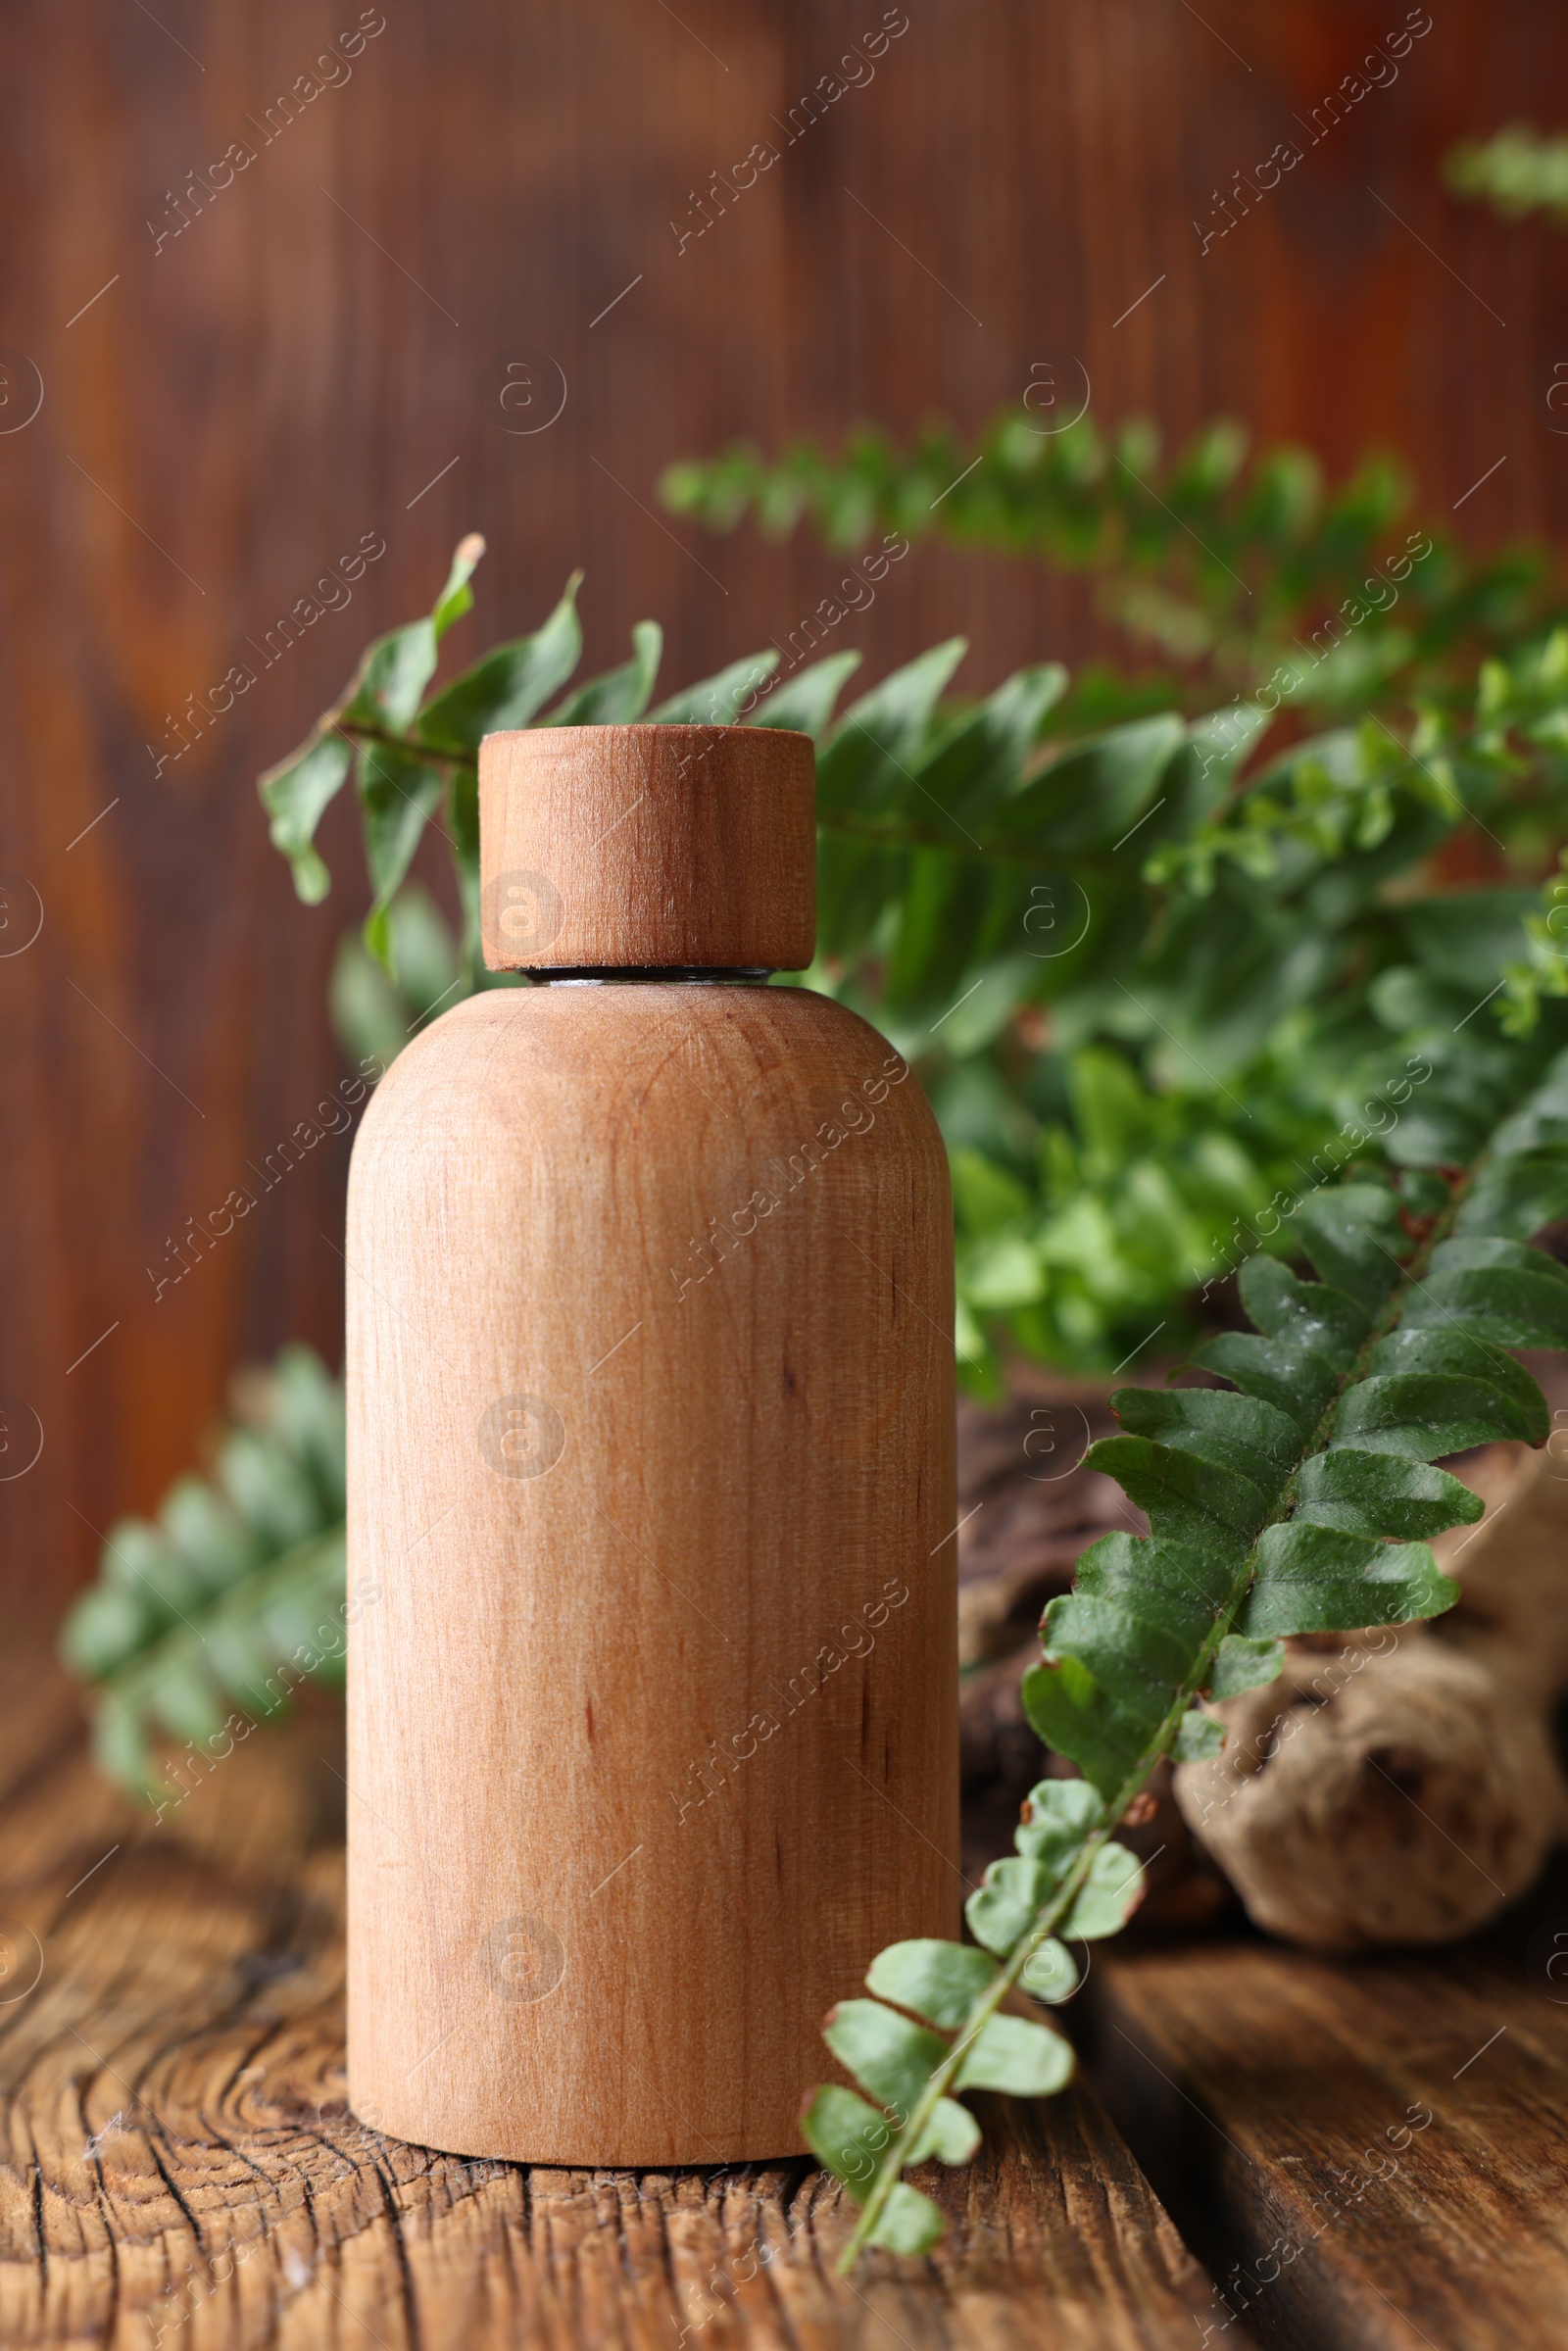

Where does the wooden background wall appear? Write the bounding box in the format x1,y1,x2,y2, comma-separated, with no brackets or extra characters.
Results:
2,0,1566,1622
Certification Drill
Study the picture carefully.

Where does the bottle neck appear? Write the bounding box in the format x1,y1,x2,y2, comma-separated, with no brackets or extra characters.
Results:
526,966,774,985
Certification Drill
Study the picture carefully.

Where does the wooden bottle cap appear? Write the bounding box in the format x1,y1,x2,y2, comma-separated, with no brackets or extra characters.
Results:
477,723,816,971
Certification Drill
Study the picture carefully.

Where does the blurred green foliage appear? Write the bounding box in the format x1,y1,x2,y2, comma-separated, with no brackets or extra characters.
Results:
1446,123,1568,223
660,412,1558,722
59,1347,346,1799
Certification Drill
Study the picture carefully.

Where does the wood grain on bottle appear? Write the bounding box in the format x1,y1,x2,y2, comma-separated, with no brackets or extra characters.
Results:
478,725,816,972
346,981,957,2163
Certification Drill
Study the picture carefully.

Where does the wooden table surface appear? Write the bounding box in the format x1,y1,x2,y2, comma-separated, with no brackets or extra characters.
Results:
1096,1908,1568,2351
4,1648,1565,2350
0,1658,1217,2351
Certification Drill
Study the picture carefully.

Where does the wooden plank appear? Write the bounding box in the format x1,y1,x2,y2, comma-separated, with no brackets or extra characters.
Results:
1095,1925,1568,2350
0,1670,1218,2349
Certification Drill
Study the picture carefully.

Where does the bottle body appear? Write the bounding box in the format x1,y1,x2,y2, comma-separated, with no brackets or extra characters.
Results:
346,979,956,2163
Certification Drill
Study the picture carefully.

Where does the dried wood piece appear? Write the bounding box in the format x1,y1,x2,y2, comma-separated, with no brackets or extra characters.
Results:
1172,1634,1567,1949
1428,1434,1568,1699
956,1382,1129,1674
956,1386,1130,1765
1174,1445,1568,1950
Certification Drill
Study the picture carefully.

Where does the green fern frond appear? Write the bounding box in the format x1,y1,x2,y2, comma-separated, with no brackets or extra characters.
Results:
812,1022,1568,2265
59,1347,347,1800
660,415,1558,714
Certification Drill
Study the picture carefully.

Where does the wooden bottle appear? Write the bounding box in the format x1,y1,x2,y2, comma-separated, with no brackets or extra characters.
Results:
346,722,957,2165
